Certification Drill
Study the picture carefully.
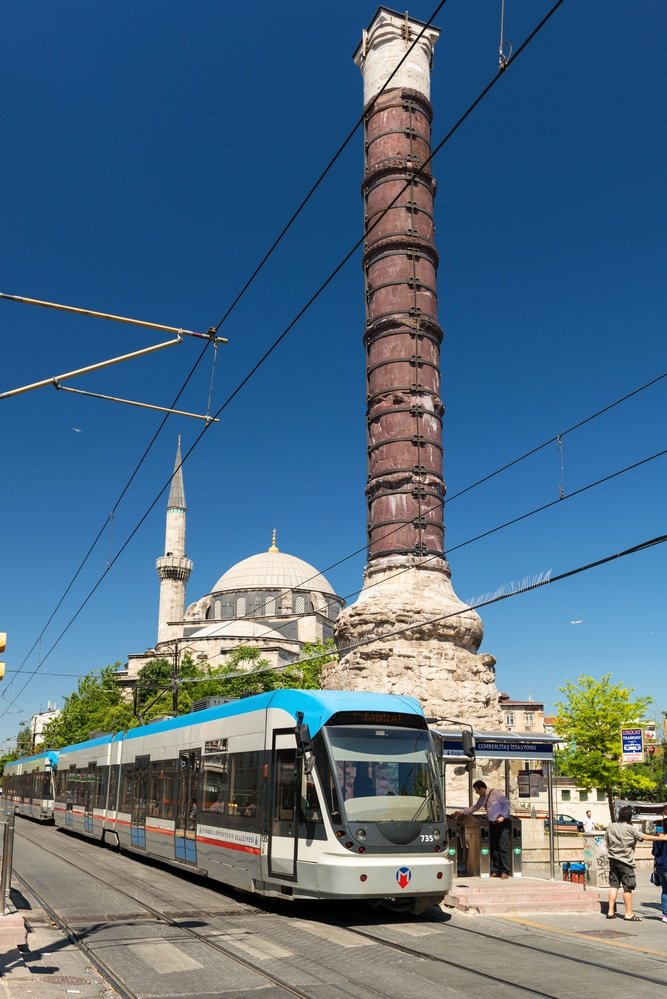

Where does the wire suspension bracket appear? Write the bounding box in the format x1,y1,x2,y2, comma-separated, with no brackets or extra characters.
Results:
0,291,227,421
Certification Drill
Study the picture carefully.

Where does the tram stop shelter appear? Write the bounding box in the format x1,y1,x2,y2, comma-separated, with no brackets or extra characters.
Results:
430,727,562,879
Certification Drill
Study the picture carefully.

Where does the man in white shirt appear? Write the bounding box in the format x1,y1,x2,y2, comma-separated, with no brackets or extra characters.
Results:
583,810,595,833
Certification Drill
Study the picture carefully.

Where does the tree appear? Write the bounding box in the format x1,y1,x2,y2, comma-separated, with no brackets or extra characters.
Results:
280,639,337,689
40,664,135,748
133,641,338,719
554,674,656,818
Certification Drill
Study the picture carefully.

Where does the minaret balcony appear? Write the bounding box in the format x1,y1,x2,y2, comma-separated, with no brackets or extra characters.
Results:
156,554,193,581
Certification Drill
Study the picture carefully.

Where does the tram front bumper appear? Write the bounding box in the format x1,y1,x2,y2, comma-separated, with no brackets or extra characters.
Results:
312,852,452,899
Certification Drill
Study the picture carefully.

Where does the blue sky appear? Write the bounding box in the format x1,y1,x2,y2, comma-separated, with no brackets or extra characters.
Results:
1,1,665,745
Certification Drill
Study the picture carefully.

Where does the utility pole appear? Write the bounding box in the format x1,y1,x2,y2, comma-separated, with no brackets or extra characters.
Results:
172,641,180,715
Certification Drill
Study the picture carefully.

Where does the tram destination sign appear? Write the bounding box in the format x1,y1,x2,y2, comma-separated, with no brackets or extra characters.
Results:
329,710,425,729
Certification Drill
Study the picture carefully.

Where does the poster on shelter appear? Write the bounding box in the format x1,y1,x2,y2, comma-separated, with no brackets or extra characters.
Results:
517,769,544,797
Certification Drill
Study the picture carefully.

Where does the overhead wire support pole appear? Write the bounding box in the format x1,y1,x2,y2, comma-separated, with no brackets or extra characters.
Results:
0,292,228,344
55,384,220,423
0,337,182,401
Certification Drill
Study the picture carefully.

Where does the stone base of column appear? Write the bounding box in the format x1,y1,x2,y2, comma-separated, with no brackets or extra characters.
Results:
326,560,502,731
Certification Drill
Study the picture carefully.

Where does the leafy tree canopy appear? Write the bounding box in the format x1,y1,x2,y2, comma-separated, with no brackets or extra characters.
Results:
40,663,135,748
554,673,656,817
134,640,337,722
25,640,339,750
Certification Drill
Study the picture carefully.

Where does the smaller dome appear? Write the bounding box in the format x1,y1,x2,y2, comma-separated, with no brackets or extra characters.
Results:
212,549,335,596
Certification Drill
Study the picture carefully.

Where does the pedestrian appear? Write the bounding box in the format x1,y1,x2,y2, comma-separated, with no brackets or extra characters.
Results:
604,805,667,920
454,779,512,879
583,809,595,833
652,804,667,924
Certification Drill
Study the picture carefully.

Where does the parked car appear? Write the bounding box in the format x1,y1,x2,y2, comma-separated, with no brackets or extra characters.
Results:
544,813,584,833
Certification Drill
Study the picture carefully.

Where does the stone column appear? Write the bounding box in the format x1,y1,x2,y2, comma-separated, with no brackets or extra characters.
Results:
325,8,501,732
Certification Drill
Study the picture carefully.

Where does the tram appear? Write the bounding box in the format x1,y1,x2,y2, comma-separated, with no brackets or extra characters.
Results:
52,689,451,910
2,750,58,821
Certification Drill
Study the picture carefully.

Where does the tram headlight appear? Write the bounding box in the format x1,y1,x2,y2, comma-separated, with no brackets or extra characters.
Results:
431,828,440,839
356,828,367,841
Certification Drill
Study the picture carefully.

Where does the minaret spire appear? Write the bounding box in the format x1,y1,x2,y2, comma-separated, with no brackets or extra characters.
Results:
156,437,193,643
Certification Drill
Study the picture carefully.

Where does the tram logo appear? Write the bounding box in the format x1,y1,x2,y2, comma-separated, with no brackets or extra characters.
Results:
395,866,412,889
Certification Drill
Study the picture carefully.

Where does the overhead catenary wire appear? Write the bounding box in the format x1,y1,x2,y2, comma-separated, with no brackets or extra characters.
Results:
7,532,666,683
1,0,569,712
1,1,448,692
211,0,448,334
2,340,212,699
4,441,664,694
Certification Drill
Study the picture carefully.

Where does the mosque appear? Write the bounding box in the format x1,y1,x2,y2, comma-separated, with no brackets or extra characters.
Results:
120,440,344,688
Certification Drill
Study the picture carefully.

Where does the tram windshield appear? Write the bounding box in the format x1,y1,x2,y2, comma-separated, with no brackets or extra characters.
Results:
324,726,442,823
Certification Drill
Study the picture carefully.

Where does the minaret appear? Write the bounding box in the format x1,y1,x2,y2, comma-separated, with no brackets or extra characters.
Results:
325,8,501,731
156,437,193,643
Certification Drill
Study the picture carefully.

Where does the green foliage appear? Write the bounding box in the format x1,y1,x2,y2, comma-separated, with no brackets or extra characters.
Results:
40,663,135,748
134,641,337,721
279,640,337,689
554,674,657,817
32,640,340,749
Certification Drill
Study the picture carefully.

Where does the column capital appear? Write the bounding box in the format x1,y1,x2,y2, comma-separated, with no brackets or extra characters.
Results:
354,7,440,106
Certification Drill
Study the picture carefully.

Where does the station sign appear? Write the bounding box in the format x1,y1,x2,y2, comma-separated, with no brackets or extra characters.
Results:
621,727,644,764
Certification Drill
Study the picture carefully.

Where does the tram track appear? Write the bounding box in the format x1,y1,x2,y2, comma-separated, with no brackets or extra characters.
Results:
333,917,667,992
13,832,316,999
13,823,667,998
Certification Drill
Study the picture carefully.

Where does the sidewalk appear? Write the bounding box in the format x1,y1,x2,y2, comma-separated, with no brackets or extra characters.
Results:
0,890,115,998
488,878,667,960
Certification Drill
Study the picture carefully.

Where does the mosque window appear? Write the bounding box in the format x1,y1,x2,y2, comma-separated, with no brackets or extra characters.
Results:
220,595,235,619
265,596,276,616
294,595,306,614
237,596,246,617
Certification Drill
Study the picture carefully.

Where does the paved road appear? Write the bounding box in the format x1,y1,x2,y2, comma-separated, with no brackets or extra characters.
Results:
2,820,667,998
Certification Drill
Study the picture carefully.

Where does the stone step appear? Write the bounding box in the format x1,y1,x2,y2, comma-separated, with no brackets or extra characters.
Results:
451,897,602,915
443,878,603,915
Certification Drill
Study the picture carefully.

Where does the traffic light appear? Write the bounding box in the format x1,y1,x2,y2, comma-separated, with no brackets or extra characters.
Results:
0,632,5,681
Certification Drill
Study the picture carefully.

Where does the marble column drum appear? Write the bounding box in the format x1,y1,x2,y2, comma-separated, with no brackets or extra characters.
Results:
326,8,502,735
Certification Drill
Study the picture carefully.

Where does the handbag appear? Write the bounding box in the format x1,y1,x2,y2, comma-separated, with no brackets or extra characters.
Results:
650,868,660,886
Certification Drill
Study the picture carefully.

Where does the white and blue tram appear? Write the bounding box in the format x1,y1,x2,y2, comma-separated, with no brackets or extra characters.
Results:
2,751,58,821
52,689,451,909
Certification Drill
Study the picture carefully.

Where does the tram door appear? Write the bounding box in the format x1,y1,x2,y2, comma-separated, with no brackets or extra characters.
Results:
84,761,97,834
267,730,299,880
131,755,149,849
175,749,200,865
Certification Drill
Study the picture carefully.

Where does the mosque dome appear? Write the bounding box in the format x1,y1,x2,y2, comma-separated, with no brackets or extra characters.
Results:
210,532,335,596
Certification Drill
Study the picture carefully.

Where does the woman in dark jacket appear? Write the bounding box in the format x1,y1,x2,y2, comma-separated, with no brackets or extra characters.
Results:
652,805,667,923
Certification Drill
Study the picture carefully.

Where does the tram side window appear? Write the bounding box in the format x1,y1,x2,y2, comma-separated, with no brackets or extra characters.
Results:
146,759,177,819
65,765,77,808
41,771,52,800
120,764,134,813
161,759,178,820
147,761,161,818
202,753,228,820
108,764,120,810
228,752,260,824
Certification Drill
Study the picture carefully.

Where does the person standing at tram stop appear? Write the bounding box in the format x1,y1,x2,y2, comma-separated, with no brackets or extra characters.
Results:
652,804,667,924
605,805,667,921
454,780,512,879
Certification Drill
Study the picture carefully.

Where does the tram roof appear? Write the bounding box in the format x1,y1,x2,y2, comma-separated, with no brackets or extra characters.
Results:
121,688,426,742
3,749,59,769
52,690,426,755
